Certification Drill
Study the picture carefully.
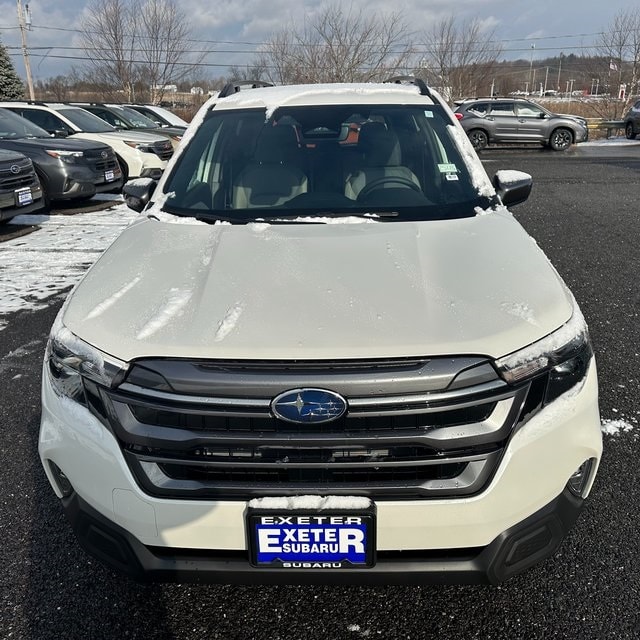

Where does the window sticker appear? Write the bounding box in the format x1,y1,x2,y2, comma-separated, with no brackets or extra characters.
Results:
438,163,458,173
445,174,459,181
424,110,434,118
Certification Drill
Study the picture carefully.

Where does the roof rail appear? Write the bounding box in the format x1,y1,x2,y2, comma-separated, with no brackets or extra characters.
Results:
218,80,274,99
383,76,433,99
26,100,47,106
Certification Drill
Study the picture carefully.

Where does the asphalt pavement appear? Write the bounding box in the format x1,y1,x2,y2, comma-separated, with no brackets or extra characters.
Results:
1,147,639,639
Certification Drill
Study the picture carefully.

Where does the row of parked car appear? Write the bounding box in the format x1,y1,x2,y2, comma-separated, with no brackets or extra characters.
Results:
0,102,188,223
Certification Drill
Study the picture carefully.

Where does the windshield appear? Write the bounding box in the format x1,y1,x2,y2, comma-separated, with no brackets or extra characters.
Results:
113,106,158,129
58,108,116,133
0,108,51,139
161,104,492,222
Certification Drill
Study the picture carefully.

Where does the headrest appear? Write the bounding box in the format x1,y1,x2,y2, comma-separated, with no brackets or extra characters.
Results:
254,125,300,164
358,122,401,166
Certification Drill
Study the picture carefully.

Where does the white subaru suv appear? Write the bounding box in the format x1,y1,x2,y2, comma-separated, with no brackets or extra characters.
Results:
40,79,601,585
0,102,173,180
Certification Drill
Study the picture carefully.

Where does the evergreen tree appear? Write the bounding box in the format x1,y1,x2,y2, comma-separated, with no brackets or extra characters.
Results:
0,41,25,100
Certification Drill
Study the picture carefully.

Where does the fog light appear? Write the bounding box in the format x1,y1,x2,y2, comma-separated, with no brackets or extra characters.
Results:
49,460,74,498
567,458,595,497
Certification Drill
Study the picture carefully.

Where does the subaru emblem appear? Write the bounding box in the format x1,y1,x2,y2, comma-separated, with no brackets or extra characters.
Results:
10,164,20,174
272,388,347,424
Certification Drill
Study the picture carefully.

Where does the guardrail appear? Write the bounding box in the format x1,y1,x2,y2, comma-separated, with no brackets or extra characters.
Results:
586,119,625,137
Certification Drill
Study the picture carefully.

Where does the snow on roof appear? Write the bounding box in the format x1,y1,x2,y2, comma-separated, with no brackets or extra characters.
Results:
211,82,433,118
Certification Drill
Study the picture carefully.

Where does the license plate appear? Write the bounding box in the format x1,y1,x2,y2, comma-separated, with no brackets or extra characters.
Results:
15,187,32,206
105,170,115,182
248,508,376,569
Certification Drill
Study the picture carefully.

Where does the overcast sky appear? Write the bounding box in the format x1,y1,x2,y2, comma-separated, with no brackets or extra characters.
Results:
0,0,638,83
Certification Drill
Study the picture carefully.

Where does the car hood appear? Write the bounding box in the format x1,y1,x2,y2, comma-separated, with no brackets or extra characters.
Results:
0,147,29,162
62,210,574,362
0,137,108,153
95,130,169,144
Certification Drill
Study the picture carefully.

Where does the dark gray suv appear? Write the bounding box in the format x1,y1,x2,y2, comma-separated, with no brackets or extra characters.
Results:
455,98,588,151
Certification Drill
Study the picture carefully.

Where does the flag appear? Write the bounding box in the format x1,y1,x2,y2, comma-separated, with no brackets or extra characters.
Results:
610,60,618,71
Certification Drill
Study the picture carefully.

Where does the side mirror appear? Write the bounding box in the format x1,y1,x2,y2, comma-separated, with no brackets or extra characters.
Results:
123,178,157,212
538,112,547,119
51,129,69,137
493,170,533,207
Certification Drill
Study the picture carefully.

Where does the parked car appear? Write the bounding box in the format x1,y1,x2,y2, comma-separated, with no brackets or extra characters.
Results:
41,79,601,585
122,104,189,129
0,108,122,207
70,103,184,149
0,148,43,221
623,98,640,139
454,97,589,151
0,102,173,181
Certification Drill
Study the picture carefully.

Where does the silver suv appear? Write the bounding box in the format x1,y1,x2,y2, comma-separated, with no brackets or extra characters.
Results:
455,98,588,151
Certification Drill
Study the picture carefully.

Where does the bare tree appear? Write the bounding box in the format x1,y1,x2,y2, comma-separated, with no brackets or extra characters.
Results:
593,9,640,117
137,0,204,103
419,16,502,100
80,0,205,102
256,4,413,84
80,0,140,100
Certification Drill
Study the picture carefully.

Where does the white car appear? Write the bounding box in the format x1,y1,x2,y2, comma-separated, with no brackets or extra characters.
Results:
40,79,601,585
0,102,173,180
123,103,189,129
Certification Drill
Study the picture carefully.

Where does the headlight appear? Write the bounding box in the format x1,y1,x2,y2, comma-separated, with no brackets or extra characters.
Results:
45,149,84,163
123,140,154,152
495,305,592,403
45,323,127,404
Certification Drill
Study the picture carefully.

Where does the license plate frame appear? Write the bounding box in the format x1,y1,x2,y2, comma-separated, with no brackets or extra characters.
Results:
247,506,376,569
15,187,32,206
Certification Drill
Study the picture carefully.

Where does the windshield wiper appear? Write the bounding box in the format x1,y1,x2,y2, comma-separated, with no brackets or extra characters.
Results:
261,210,399,221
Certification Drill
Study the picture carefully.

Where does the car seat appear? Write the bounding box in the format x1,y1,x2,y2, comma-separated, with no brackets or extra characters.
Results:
232,125,307,208
344,122,421,200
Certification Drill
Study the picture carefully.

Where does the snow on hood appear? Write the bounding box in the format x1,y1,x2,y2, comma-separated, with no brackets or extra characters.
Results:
61,210,573,362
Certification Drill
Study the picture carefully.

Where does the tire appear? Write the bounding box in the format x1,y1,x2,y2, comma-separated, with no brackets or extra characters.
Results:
34,168,52,212
116,156,129,183
467,129,488,151
625,122,636,140
549,128,573,151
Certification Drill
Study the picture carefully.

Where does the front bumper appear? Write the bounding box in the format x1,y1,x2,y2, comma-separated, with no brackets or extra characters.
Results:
50,166,123,201
40,360,601,584
0,188,44,218
61,486,584,585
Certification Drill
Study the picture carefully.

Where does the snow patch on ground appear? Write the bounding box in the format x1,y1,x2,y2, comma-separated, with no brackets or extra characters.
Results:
601,419,635,436
0,204,136,319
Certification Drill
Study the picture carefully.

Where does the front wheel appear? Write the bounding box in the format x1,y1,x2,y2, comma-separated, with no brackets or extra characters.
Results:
549,128,573,151
467,129,488,151
625,122,636,139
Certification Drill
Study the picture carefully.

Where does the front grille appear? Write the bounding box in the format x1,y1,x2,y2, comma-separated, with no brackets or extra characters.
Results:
98,357,543,501
0,158,38,191
151,142,173,161
84,149,118,172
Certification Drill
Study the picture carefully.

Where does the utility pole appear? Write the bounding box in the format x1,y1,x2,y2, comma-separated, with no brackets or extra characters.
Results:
529,44,535,92
557,52,563,92
16,0,34,100
543,66,549,94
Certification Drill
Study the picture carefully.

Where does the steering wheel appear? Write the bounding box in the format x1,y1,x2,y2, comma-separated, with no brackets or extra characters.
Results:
357,176,422,200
